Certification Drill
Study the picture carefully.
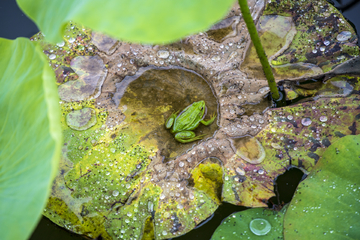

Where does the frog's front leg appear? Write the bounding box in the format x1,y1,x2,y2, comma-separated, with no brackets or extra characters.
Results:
165,111,179,129
201,113,217,126
175,131,205,143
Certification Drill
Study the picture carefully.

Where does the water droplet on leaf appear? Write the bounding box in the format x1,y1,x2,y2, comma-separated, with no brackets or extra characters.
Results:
49,54,56,60
336,31,352,42
249,218,271,236
157,50,169,59
301,117,312,126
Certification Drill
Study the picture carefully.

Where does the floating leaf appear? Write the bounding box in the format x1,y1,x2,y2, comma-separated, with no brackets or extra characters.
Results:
17,0,235,44
284,135,360,239
58,56,107,102
223,94,360,206
0,38,62,240
28,0,360,238
211,206,287,239
66,107,97,130
243,0,359,80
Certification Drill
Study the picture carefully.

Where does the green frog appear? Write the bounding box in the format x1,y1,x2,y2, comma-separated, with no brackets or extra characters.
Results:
165,100,216,143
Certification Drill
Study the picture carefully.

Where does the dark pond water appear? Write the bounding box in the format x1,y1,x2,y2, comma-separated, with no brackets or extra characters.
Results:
1,0,359,239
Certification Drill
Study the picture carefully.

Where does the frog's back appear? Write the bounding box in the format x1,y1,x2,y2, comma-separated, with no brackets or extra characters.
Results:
172,103,204,132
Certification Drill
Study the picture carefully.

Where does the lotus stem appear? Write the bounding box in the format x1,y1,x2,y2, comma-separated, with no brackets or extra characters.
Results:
238,0,280,100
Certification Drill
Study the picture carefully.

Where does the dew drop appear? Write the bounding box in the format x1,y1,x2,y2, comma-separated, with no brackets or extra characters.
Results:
157,50,169,59
49,54,56,60
235,167,245,176
179,161,185,168
148,201,154,212
212,55,221,62
301,117,312,126
337,31,352,42
56,41,65,47
312,49,318,54
249,218,271,236
319,116,328,122
323,40,330,46
112,190,119,197
320,46,326,52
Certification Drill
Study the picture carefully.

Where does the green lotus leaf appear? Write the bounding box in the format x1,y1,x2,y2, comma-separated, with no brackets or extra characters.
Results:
16,0,235,44
284,135,360,239
0,38,62,240
211,206,287,239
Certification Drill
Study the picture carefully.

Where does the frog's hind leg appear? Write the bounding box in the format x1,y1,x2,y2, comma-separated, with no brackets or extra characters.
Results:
165,111,179,129
175,131,205,143
201,113,217,126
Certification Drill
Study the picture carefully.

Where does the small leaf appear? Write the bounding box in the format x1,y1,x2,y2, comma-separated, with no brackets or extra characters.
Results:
16,0,235,44
0,38,62,240
284,135,360,239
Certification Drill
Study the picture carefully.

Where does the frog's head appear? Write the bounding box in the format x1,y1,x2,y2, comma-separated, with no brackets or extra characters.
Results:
193,100,206,116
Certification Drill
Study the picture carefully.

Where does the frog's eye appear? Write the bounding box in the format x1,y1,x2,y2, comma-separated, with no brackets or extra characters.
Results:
200,107,203,110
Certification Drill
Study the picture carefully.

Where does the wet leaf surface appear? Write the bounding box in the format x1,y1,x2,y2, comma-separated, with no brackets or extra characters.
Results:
28,0,360,239
243,0,359,80
66,107,97,131
284,135,360,239
58,56,108,102
211,206,287,239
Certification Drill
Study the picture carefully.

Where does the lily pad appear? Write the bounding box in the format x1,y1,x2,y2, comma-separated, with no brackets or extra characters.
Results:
211,206,287,239
0,38,62,239
222,94,360,206
284,135,360,239
28,0,360,238
66,107,97,130
243,0,359,80
17,0,235,44
58,55,107,102
265,0,359,75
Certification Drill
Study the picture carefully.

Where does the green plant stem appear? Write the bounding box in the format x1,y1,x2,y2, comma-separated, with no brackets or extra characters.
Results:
238,0,280,100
